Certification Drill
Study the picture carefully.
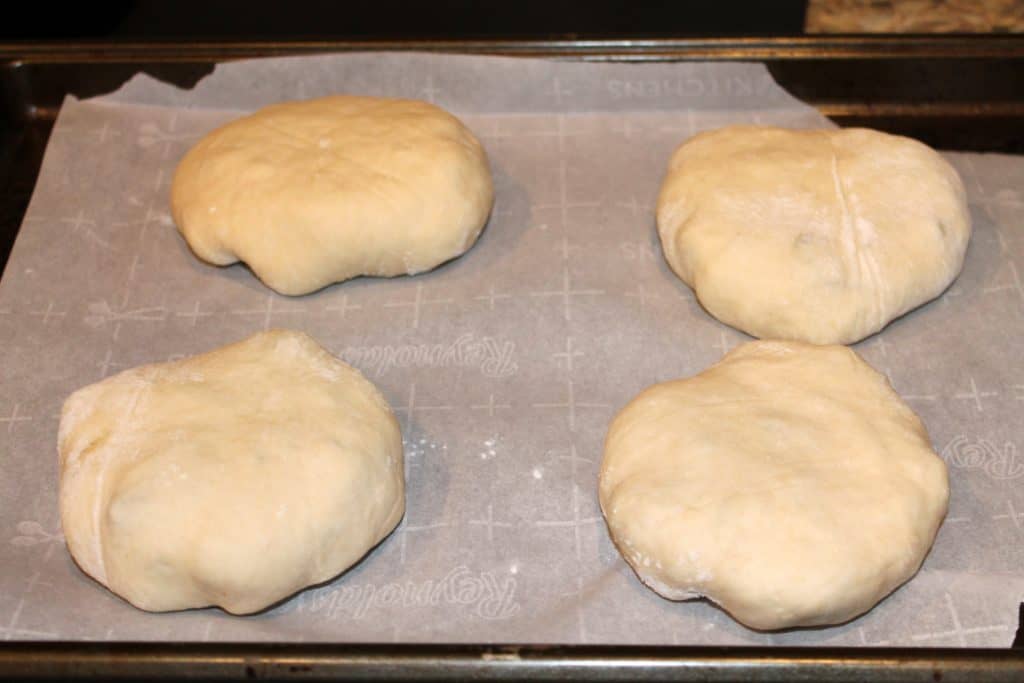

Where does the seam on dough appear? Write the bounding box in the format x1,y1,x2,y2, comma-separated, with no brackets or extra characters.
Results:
256,119,323,150
91,381,148,586
255,118,416,193
829,136,860,291
828,136,883,331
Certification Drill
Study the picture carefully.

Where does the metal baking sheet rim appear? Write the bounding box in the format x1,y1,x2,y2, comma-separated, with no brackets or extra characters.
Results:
0,38,1022,681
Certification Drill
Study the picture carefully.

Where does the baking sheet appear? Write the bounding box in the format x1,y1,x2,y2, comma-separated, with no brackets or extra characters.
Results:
1,52,1022,646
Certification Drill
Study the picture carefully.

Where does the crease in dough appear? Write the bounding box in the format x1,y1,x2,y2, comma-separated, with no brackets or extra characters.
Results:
656,126,971,344
58,329,404,614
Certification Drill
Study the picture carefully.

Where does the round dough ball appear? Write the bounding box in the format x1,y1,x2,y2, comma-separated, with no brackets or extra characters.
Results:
656,126,971,345
171,96,494,295
58,330,404,614
599,340,948,630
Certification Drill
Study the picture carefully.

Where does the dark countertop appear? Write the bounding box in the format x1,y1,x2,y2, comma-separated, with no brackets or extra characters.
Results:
0,1,808,41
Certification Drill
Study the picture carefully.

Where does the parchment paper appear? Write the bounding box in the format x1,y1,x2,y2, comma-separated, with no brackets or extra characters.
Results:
1,53,1022,646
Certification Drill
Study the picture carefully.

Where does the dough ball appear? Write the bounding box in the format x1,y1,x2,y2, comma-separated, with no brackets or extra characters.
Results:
58,330,404,614
171,96,494,295
599,340,948,630
656,126,971,344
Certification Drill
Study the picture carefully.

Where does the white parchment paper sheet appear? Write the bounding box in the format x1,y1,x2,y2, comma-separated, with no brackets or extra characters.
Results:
1,53,1022,646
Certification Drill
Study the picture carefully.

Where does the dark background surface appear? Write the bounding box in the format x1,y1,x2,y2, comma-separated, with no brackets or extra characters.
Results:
1,1,808,41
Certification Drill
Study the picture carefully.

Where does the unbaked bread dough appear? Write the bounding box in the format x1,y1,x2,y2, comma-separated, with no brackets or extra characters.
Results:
656,126,971,344
599,340,948,630
58,329,404,614
171,96,494,295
